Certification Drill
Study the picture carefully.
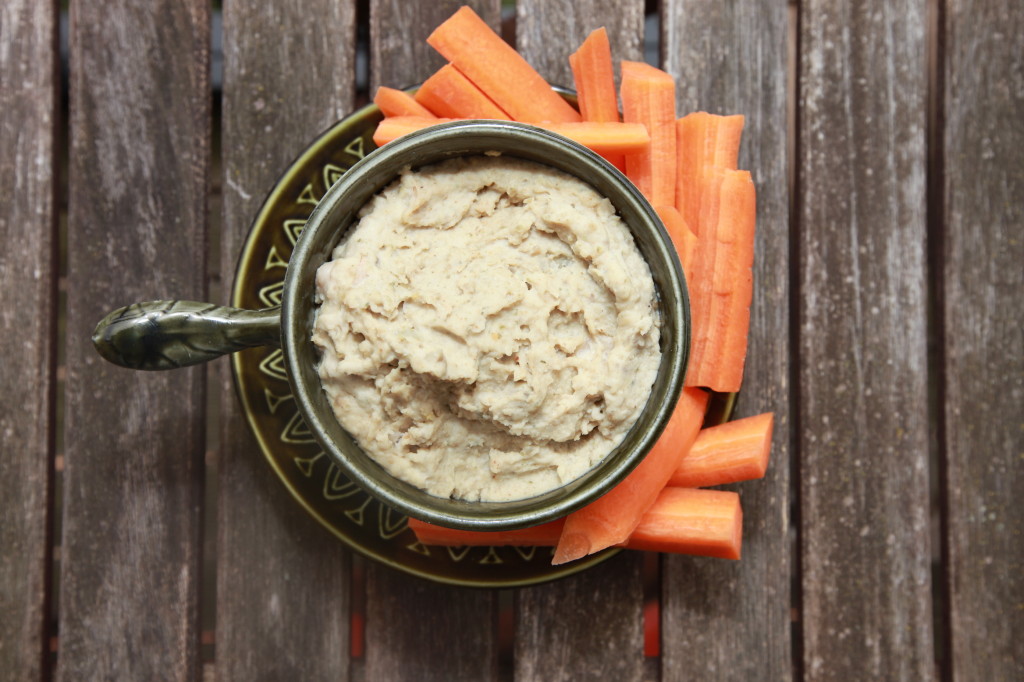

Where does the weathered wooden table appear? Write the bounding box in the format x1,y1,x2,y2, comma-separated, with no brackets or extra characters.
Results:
3,1,1021,680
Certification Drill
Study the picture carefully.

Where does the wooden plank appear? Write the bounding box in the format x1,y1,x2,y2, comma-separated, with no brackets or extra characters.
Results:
658,1,792,679
57,1,209,679
364,567,497,682
515,0,645,89
940,2,1024,679
515,552,646,682
369,0,502,93
511,5,647,680
0,1,58,679
215,2,356,679
363,5,502,680
797,2,933,679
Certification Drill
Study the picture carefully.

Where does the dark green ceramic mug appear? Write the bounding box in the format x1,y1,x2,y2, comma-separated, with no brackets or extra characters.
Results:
92,121,689,530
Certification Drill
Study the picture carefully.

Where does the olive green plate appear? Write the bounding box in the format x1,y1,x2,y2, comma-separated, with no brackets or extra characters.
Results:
230,100,735,587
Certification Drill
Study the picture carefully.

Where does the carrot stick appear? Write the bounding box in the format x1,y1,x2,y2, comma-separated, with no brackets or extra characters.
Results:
622,488,742,560
373,86,437,119
655,205,697,283
569,27,625,171
414,64,511,120
676,113,714,234
675,112,744,235
427,6,580,124
684,168,725,387
372,116,460,146
711,115,744,168
407,517,565,547
372,116,650,156
685,170,756,392
552,387,710,565
569,28,619,123
539,121,650,155
620,61,677,207
711,170,757,392
669,412,773,487
407,487,742,561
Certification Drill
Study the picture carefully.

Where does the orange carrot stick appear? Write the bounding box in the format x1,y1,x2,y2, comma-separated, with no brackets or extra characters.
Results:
622,488,742,560
569,27,625,171
684,168,725,387
675,112,744,235
655,205,697,283
669,412,773,487
372,116,650,156
676,113,714,233
373,86,437,119
552,387,710,565
710,170,757,391
408,487,742,561
620,61,677,207
711,115,744,168
427,6,580,124
407,517,565,547
569,28,619,123
539,121,650,154
685,169,756,392
414,64,511,120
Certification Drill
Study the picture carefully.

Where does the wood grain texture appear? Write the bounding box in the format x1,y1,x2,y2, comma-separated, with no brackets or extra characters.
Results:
798,1,933,679
940,2,1024,679
0,1,58,679
369,0,502,93
58,1,209,680
516,0,645,90
364,567,497,682
659,2,792,680
364,6,502,679
515,552,645,682
511,7,647,680
216,2,356,679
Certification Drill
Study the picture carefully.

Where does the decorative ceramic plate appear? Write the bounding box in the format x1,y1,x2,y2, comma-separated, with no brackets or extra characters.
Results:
230,100,735,587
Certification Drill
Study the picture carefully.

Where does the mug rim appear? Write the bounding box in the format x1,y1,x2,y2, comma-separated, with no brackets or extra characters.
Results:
281,120,688,530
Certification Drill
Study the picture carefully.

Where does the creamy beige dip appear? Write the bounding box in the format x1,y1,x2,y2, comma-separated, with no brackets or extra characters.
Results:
312,155,661,502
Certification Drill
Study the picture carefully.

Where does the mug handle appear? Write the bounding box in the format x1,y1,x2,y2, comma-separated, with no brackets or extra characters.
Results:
92,301,281,371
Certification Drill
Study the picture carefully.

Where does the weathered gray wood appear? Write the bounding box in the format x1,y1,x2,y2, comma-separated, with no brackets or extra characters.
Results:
216,2,355,679
659,1,792,679
58,1,209,679
798,1,933,679
511,6,647,680
941,2,1024,679
516,0,645,90
514,552,645,682
363,6,503,679
369,0,502,93
364,567,497,681
0,1,58,679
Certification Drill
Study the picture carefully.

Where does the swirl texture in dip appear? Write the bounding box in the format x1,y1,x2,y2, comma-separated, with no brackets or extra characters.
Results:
312,155,661,502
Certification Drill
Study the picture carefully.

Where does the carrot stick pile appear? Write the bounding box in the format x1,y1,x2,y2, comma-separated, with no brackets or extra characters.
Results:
369,7,772,565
